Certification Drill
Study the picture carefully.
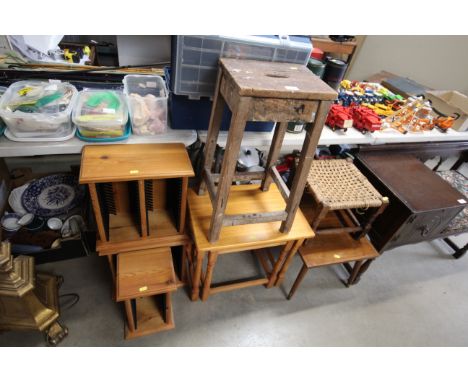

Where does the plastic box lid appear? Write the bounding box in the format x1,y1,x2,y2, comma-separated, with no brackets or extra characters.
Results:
72,89,128,128
172,35,312,99
122,75,168,98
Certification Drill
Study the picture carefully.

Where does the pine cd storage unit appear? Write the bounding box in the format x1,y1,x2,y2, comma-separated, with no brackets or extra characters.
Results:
79,143,195,257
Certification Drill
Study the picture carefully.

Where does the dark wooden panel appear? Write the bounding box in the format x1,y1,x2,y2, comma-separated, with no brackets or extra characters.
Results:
355,153,466,212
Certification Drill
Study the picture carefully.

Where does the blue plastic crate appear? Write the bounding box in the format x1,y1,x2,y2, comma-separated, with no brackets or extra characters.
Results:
165,67,274,132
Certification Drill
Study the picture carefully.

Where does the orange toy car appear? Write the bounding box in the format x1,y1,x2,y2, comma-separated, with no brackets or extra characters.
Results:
434,113,460,133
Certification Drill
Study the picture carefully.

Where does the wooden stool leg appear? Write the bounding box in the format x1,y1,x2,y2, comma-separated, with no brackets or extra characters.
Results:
267,241,293,288
280,101,332,233
287,264,309,300
208,98,250,243
201,252,218,301
261,122,287,191
198,69,226,195
311,203,329,231
354,197,389,239
191,250,206,301
346,260,364,286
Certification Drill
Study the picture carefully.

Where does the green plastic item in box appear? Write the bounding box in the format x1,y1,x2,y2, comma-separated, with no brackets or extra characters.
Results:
85,91,120,110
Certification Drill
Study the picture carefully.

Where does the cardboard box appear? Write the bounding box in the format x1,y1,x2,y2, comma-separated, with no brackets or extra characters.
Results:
0,161,96,264
426,90,468,132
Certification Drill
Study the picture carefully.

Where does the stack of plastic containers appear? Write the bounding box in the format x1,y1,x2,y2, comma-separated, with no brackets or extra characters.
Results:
123,75,167,135
73,89,129,141
168,35,312,131
0,80,78,141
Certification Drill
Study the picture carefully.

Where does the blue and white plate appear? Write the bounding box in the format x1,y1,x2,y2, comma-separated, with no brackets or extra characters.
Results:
21,174,85,217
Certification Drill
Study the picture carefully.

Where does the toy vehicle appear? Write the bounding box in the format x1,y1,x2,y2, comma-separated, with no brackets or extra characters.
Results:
362,102,394,117
326,104,353,132
385,99,405,111
338,90,359,107
434,113,459,132
351,106,382,133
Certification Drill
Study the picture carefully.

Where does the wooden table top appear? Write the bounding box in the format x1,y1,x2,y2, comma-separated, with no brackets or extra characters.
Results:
116,247,177,301
188,184,314,253
299,232,379,268
79,143,194,183
220,58,337,101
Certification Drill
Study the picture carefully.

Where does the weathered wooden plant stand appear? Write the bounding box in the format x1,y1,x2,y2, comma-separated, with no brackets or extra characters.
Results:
198,58,337,243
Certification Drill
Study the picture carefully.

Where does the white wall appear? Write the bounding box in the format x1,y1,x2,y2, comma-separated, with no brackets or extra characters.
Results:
348,36,468,94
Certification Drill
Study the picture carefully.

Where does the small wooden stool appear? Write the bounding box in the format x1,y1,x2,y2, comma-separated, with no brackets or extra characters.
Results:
116,247,178,339
186,184,314,301
287,229,379,300
306,159,389,238
199,58,337,242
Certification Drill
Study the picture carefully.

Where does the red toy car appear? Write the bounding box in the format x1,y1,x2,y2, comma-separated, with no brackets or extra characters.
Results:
352,106,382,133
326,104,353,132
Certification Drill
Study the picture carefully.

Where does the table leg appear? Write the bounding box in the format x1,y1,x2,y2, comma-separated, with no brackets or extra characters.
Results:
181,242,192,284
191,250,206,301
287,263,309,300
202,251,218,301
275,239,305,286
348,259,374,286
347,260,364,286
267,241,293,288
124,300,136,332
107,255,116,282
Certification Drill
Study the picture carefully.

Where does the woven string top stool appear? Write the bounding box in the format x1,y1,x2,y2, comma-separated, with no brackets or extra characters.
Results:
306,158,389,239
198,58,337,242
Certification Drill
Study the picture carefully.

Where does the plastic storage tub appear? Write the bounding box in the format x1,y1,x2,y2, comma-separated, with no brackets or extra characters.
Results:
122,74,167,135
72,89,128,138
0,86,7,135
165,67,274,132
0,80,78,138
171,35,312,99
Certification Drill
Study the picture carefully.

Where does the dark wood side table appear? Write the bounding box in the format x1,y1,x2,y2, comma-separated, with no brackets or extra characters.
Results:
354,152,467,253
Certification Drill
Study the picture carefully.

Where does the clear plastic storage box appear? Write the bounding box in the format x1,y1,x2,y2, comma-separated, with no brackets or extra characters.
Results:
171,35,312,99
0,86,7,132
122,74,167,135
0,80,78,138
72,89,128,138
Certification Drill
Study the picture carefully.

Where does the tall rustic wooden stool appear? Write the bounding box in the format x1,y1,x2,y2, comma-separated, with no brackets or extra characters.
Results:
198,58,337,242
286,227,380,300
186,184,314,301
305,159,389,238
